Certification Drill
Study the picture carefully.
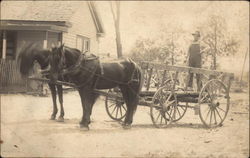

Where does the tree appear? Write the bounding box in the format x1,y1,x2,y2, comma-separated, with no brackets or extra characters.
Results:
109,1,122,58
199,15,240,69
128,35,185,65
128,28,188,66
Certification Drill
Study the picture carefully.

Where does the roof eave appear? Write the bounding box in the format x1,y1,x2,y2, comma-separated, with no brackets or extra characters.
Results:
0,20,69,32
88,2,105,36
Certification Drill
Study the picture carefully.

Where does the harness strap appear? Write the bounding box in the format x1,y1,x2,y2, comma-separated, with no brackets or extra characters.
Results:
75,59,100,89
62,55,140,88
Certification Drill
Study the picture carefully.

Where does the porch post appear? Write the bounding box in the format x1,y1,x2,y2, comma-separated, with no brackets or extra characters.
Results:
2,30,7,59
58,32,62,46
43,31,48,49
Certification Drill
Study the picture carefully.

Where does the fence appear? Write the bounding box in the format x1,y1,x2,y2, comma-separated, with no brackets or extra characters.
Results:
0,59,27,92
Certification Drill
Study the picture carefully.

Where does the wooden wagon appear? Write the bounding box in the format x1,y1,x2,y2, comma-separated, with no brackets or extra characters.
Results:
29,61,234,128
104,61,234,128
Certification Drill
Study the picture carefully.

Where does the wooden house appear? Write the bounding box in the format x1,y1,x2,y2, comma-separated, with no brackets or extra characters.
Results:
0,1,105,93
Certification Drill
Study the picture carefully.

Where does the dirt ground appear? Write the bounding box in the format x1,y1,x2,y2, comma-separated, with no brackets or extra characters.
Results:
0,90,249,158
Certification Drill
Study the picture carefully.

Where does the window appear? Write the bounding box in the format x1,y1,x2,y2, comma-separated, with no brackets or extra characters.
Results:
6,31,17,59
76,35,90,53
0,30,17,59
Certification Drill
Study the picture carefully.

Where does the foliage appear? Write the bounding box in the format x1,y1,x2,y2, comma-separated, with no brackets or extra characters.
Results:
128,14,240,70
198,15,240,69
128,34,188,66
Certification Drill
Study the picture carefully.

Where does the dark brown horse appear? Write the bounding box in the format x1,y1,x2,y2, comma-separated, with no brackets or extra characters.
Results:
49,45,143,130
18,43,66,121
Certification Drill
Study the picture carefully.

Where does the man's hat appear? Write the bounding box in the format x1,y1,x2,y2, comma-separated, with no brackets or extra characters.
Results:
192,31,200,37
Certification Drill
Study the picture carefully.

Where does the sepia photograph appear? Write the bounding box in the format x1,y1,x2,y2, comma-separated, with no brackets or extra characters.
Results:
0,1,249,157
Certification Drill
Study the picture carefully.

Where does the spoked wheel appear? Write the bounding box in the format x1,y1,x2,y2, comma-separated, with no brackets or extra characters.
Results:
151,86,174,128
171,102,188,122
198,79,230,128
150,80,183,128
163,80,188,122
105,89,127,121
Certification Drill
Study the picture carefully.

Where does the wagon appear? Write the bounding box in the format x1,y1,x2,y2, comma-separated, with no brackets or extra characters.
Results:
104,61,234,128
29,61,234,128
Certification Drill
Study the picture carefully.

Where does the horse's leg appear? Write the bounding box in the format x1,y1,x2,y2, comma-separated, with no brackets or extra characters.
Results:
48,83,58,120
120,83,140,129
127,87,139,125
78,88,97,131
119,86,133,128
57,85,64,122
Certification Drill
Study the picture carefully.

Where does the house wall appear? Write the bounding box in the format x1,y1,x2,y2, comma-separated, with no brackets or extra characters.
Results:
63,2,99,54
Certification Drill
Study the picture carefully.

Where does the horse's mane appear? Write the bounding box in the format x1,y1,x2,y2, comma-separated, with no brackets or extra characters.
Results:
64,46,81,56
63,46,82,65
18,43,50,77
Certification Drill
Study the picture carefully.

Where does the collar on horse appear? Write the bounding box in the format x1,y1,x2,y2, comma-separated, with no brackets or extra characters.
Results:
59,52,102,88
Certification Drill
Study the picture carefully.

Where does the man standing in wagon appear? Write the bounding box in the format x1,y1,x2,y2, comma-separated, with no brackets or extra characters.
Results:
187,31,210,91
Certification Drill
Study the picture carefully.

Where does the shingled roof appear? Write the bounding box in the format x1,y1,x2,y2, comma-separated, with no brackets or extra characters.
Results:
0,1,105,35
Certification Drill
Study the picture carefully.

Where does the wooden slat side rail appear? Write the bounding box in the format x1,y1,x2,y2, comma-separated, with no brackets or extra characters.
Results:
146,68,153,91
141,61,234,79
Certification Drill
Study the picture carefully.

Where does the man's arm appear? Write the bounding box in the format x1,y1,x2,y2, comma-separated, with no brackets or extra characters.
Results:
200,42,211,55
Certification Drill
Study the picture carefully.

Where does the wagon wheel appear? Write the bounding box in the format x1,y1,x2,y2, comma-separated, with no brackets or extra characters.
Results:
151,86,174,128
105,89,127,121
171,96,188,122
163,80,188,122
151,78,187,128
198,79,230,128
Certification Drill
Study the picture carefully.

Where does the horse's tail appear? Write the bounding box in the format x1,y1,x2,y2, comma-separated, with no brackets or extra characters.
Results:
127,58,144,114
128,58,144,92
17,43,49,77
134,61,144,93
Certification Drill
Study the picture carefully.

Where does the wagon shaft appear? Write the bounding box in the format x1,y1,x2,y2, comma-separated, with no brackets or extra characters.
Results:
94,89,122,98
28,77,76,87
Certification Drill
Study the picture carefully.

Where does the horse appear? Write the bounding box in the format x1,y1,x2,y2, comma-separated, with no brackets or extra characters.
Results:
18,43,67,122
49,45,143,130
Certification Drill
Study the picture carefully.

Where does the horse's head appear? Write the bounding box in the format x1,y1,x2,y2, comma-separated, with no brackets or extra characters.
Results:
18,43,51,77
49,44,65,82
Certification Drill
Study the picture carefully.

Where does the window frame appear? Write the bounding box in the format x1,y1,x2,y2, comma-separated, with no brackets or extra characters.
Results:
76,35,90,53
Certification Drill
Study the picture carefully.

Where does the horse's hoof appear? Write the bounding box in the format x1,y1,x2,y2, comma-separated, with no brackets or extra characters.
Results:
80,124,89,131
123,124,132,130
57,116,64,122
50,116,56,120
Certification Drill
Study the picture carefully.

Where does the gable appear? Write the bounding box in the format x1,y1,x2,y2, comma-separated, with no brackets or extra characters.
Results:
68,2,97,37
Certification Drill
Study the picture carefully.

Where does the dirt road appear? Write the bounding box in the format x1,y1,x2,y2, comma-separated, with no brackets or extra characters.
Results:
1,91,249,157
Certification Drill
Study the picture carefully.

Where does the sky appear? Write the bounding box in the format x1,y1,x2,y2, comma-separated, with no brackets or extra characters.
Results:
95,1,249,58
